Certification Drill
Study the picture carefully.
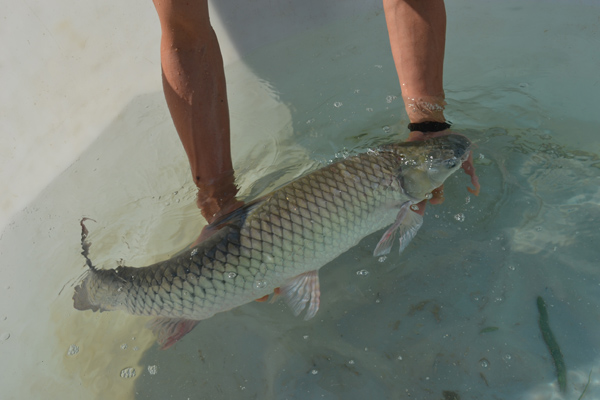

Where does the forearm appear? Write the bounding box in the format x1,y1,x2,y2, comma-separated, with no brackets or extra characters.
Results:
383,0,447,123
154,0,237,221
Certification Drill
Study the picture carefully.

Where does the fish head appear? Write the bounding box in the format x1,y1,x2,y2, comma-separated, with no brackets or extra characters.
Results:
392,134,471,200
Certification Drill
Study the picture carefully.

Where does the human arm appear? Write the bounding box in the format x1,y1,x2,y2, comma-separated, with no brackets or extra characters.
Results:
153,0,240,223
384,0,479,213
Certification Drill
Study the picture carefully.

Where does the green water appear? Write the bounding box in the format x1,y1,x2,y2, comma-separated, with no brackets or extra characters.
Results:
2,0,597,399
128,1,600,399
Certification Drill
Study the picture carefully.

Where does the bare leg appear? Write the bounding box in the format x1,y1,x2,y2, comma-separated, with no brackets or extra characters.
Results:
153,0,238,223
383,0,447,124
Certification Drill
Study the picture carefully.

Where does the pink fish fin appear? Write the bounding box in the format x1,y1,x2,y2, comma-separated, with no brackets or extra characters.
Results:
279,270,321,321
373,202,423,257
147,317,200,350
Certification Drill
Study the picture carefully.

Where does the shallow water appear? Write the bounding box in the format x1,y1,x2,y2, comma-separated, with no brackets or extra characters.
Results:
1,0,600,399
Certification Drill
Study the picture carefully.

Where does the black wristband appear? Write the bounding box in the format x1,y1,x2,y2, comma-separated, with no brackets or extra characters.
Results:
407,121,451,133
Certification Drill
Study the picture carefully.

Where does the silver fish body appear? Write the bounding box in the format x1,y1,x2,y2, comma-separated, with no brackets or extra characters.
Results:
74,134,471,342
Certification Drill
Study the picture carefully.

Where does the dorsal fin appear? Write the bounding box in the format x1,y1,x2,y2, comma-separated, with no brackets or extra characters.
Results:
190,196,269,248
205,197,267,230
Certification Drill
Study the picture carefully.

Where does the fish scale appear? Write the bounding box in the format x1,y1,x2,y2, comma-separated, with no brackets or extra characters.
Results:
74,135,471,342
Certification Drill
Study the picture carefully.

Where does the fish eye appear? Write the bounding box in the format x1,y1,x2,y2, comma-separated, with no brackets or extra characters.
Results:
444,159,458,169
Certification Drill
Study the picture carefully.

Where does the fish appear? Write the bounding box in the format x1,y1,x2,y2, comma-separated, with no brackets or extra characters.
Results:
73,134,472,349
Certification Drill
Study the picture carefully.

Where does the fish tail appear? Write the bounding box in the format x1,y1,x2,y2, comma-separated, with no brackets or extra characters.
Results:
73,218,101,311
73,272,100,311
79,217,97,271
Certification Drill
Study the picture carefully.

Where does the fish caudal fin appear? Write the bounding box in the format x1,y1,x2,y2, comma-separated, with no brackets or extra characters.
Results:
279,270,321,320
72,274,100,312
373,202,423,256
148,317,200,350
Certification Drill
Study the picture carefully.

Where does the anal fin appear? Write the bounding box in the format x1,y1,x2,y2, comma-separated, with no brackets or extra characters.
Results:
278,270,321,320
147,317,200,350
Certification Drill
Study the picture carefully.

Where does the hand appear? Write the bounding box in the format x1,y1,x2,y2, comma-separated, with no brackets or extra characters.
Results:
196,184,241,224
191,180,243,247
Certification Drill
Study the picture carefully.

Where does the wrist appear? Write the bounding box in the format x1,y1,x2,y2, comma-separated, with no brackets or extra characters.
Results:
407,121,451,133
402,94,446,124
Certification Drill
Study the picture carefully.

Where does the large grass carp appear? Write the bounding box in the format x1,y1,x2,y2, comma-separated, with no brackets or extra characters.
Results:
73,134,473,348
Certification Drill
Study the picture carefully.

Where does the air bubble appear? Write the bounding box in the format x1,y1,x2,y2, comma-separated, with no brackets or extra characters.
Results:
378,256,387,263
148,365,158,375
190,248,198,256
410,205,420,211
382,126,391,134
120,343,128,350
356,269,369,277
454,213,465,222
0,332,10,341
303,335,309,340
366,107,373,112
354,89,360,94
386,95,397,103
397,355,403,361
311,369,319,375
348,360,355,365
333,102,343,108
503,354,512,361
67,344,79,356
424,192,433,200
120,367,136,379
306,118,315,124
254,280,267,289
227,272,237,279
480,358,489,368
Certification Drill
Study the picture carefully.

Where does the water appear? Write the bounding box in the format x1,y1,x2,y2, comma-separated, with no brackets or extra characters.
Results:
1,0,599,399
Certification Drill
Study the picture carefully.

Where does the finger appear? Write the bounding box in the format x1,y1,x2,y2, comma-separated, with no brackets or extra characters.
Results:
461,151,481,196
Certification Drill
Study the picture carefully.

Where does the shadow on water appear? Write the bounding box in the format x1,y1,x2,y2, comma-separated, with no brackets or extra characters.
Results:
214,0,407,159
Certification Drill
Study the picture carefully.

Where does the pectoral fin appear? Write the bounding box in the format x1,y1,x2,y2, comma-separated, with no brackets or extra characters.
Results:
278,270,321,320
147,317,200,350
373,202,423,256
